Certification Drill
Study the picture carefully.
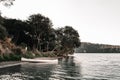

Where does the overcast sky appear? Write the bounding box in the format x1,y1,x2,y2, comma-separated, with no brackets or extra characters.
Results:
0,0,120,45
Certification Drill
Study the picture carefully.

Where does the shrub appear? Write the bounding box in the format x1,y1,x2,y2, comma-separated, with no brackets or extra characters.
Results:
9,53,21,61
40,52,57,57
0,55,4,61
0,25,7,40
22,51,35,59
0,53,21,61
11,47,22,55
35,53,43,57
3,54,10,61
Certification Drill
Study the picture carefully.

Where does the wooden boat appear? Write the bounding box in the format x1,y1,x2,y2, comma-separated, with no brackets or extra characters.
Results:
21,57,58,63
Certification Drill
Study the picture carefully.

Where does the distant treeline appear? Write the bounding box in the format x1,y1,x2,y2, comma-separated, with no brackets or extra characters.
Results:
75,42,120,53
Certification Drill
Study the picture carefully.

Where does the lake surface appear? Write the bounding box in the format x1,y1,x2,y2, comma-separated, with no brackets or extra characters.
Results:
0,53,120,80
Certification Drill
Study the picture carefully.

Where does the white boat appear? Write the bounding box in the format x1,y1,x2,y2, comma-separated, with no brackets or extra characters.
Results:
21,57,58,63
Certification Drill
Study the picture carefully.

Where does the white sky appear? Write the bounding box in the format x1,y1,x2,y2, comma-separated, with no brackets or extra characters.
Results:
0,0,120,45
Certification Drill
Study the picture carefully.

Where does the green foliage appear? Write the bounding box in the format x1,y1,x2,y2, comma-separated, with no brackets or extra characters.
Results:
56,26,80,48
41,52,56,57
3,54,10,61
11,47,22,55
9,53,21,61
24,52,57,58
2,18,30,45
1,13,81,58
35,53,43,57
0,53,21,62
0,25,7,40
19,43,27,49
22,51,35,59
26,14,54,50
0,0,15,6
0,55,4,61
55,26,81,55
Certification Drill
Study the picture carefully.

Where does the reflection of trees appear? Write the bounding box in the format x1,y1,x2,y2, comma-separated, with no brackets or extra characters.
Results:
21,63,54,80
60,56,82,78
0,65,21,75
0,64,54,80
50,56,82,79
0,57,82,80
20,59,82,80
0,65,22,80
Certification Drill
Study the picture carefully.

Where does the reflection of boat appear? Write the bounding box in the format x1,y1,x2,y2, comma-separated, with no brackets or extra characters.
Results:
21,57,58,63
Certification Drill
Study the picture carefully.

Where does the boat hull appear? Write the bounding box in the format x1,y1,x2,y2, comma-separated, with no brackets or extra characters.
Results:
21,57,58,63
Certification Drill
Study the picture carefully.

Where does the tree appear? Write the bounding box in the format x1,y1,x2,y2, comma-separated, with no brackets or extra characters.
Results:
2,18,32,46
0,0,15,31
26,14,53,50
2,14,56,51
0,0,15,6
0,13,3,24
0,0,15,39
55,26,81,56
0,24,7,40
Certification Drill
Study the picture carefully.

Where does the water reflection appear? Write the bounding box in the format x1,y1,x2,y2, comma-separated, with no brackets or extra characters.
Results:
1,54,118,80
20,63,55,80
0,56,82,80
50,56,82,80
0,65,21,75
0,65,22,80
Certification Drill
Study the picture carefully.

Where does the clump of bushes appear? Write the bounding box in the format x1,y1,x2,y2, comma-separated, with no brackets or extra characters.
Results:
0,37,23,61
0,53,21,62
35,51,57,57
0,55,4,61
22,51,57,59
22,51,35,59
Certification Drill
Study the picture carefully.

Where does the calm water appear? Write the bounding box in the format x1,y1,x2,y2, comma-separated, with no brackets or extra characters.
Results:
0,53,120,80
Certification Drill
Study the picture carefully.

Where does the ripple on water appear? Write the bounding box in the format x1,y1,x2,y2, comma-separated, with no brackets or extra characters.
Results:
1,54,120,80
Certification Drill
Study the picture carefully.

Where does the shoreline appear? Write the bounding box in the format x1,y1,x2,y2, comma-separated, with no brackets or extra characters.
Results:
0,56,74,68
0,57,59,68
0,61,27,69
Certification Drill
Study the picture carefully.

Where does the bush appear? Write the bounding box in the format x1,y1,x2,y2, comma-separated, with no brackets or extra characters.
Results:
0,25,7,40
12,48,22,55
3,54,10,61
0,55,4,61
22,51,35,59
0,53,21,61
40,52,57,57
35,53,43,57
9,53,21,61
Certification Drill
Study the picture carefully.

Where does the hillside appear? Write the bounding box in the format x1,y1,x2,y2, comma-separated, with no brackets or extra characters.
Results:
75,42,120,53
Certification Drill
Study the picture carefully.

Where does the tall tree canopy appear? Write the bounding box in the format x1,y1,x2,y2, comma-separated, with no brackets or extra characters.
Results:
26,14,54,51
55,26,81,55
0,24,7,40
1,13,81,56
0,0,15,6
2,18,32,46
2,14,56,51
27,14,52,35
